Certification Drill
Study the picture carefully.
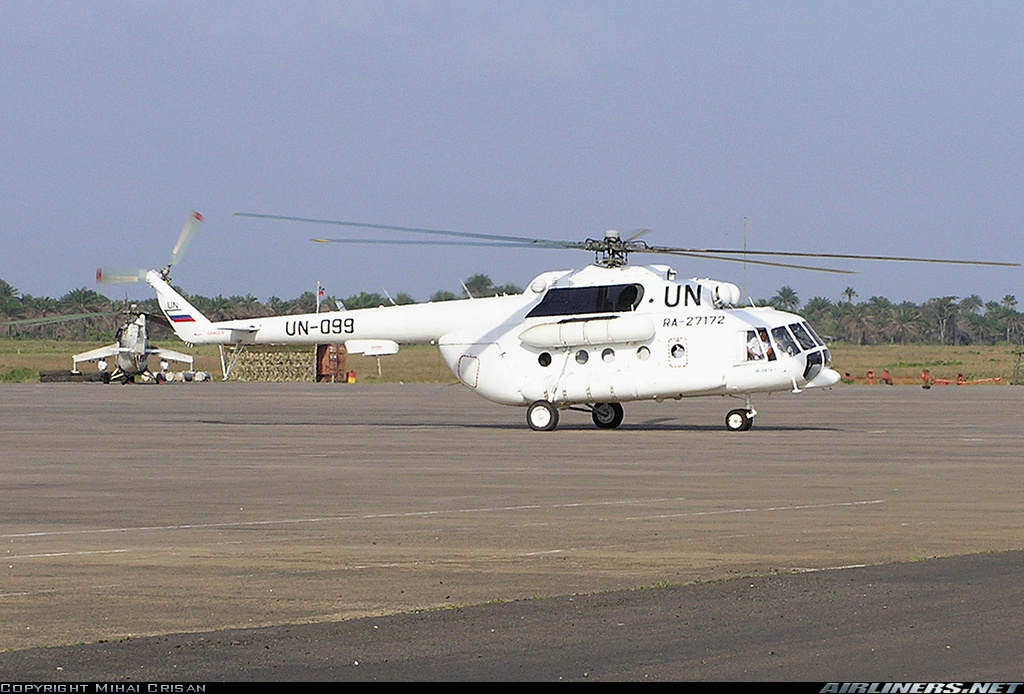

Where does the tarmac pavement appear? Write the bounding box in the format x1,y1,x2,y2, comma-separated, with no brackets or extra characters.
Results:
1,382,1022,679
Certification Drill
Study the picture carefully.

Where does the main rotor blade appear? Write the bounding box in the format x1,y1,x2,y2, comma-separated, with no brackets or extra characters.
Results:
238,212,1015,270
649,249,856,274
236,212,578,248
625,228,653,243
312,238,574,249
168,211,204,269
650,246,1019,268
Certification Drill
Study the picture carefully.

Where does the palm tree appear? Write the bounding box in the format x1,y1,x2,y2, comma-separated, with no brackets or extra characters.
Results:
841,287,858,304
229,294,264,317
429,290,459,302
1005,312,1024,345
463,274,496,298
887,302,923,345
862,296,893,343
923,296,959,345
287,292,318,314
58,287,110,315
341,292,387,309
839,302,872,345
1,279,25,327
266,296,288,314
959,294,983,315
772,286,800,312
0,279,18,301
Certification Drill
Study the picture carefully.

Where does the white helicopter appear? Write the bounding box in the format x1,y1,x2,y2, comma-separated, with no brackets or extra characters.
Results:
120,212,1018,431
2,301,194,385
68,306,195,384
87,212,205,383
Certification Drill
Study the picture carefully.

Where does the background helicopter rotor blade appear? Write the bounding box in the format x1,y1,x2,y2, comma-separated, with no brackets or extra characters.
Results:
167,211,204,269
1,312,120,328
140,311,171,327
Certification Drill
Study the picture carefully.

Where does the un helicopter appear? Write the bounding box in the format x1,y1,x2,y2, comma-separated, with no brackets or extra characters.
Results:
120,212,1018,431
2,304,195,384
82,212,205,383
66,305,195,384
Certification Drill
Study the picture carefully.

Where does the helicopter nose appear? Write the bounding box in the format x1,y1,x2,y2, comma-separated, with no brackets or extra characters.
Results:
805,367,841,389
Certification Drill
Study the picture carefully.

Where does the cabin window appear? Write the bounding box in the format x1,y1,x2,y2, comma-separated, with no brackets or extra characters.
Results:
636,346,651,361
669,340,687,367
746,329,777,361
526,283,644,318
538,352,552,367
575,349,589,364
602,348,615,363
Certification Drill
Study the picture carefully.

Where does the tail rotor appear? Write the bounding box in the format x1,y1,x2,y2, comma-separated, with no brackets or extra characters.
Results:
165,211,203,279
96,211,203,286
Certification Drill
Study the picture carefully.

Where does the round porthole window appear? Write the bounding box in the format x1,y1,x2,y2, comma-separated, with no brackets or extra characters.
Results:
636,346,651,361
538,352,552,367
575,350,589,364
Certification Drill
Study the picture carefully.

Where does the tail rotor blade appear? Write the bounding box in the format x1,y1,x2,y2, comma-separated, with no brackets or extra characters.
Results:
97,268,147,285
168,211,203,269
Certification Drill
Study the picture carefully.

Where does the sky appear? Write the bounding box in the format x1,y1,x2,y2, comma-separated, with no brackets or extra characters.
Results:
2,1,1022,307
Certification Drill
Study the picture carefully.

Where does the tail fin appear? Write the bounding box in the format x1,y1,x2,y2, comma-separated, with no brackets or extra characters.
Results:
145,270,212,343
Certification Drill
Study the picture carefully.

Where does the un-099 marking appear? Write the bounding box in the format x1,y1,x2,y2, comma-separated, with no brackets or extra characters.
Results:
284,317,355,337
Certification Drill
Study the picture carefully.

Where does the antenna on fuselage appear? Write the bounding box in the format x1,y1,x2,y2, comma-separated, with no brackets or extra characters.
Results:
742,216,748,301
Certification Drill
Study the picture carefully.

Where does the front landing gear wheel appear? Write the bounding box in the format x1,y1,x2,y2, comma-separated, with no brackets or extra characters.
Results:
527,400,559,431
591,402,624,429
725,408,754,432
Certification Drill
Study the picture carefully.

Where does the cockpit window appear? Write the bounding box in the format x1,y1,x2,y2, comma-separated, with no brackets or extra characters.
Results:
788,322,817,351
802,321,825,346
771,326,800,356
526,283,644,318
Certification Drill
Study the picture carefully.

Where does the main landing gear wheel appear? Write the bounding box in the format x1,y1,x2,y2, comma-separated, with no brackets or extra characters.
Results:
527,400,559,431
725,408,754,432
591,402,624,429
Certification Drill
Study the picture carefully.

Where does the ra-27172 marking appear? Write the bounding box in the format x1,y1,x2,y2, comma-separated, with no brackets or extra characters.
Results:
663,315,726,327
284,317,355,337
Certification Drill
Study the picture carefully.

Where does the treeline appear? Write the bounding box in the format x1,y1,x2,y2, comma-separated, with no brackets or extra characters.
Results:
763,286,1024,346
3,275,1022,346
0,274,522,342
